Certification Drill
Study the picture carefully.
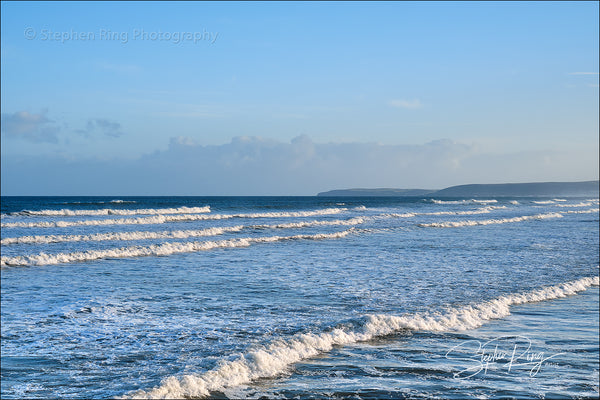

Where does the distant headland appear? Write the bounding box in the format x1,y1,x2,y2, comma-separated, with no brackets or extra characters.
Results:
317,180,599,197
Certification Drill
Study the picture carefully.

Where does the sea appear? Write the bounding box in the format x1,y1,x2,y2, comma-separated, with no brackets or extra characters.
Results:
1,195,598,399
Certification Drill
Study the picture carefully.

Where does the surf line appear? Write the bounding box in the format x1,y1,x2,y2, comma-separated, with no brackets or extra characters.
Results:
375,205,507,219
124,276,599,399
3,206,211,217
0,229,355,267
0,208,348,229
1,218,365,245
418,212,563,228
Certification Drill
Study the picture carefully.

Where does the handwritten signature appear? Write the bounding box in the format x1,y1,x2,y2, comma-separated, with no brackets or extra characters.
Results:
445,335,565,379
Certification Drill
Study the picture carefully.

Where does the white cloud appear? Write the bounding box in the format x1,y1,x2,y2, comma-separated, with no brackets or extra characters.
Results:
76,118,124,138
0,110,60,143
170,136,197,146
3,135,596,196
389,99,423,109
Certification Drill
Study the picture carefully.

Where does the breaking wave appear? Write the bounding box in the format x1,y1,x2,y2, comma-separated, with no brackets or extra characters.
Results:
1,218,365,246
256,217,364,230
554,202,595,208
429,199,498,205
0,229,354,267
125,276,599,399
1,208,347,229
1,226,243,245
5,206,211,217
561,208,600,214
424,206,506,216
418,212,563,228
376,206,507,220
378,212,417,218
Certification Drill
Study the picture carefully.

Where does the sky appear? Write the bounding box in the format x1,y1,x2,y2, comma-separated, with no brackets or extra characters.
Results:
1,1,598,195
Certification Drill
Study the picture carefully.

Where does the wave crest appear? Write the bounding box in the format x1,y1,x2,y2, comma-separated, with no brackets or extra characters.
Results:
430,199,498,205
1,208,347,229
1,218,365,246
0,230,354,267
418,212,563,228
5,206,211,217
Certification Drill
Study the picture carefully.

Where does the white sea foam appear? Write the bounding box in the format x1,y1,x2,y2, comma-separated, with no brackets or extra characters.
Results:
532,200,555,204
377,206,506,220
430,199,464,205
1,218,365,246
379,212,417,218
509,200,520,205
554,202,594,208
552,199,567,202
424,206,506,216
5,206,211,217
418,212,563,228
258,217,365,230
561,208,600,214
1,208,347,229
430,199,498,205
125,276,599,399
0,229,353,267
0,226,243,245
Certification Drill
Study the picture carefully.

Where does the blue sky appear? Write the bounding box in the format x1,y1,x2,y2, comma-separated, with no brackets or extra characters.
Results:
1,1,598,195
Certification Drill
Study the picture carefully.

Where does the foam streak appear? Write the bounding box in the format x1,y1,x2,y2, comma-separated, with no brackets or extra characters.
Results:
1,218,364,245
562,208,599,214
430,199,498,205
1,226,244,245
4,206,210,217
1,208,346,229
376,206,506,219
419,212,563,228
0,230,353,267
555,202,594,208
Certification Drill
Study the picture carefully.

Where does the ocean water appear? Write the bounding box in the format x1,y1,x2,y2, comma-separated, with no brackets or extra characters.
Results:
1,195,598,399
